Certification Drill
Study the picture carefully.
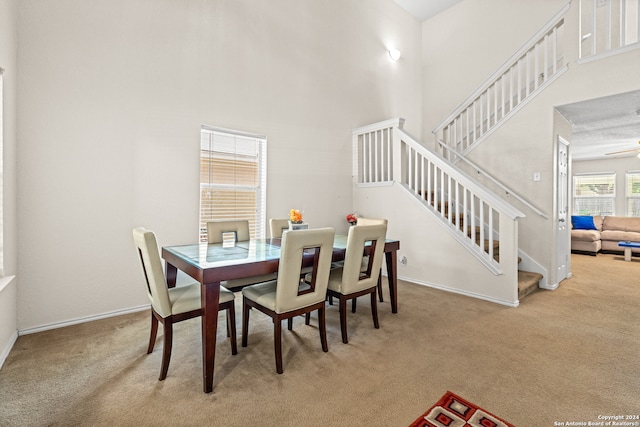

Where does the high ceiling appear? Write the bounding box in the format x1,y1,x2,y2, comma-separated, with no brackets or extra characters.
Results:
392,0,463,22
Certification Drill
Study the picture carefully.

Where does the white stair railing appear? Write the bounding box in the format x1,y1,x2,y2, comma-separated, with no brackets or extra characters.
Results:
353,119,525,275
579,0,640,62
432,3,571,161
351,117,403,186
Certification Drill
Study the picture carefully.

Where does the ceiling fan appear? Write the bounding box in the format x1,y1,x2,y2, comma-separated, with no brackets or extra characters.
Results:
605,140,640,156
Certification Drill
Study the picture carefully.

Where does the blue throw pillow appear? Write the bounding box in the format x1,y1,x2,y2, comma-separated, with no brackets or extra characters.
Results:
571,215,597,230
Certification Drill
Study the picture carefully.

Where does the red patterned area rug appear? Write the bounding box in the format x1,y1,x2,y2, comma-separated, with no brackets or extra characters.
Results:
409,391,515,427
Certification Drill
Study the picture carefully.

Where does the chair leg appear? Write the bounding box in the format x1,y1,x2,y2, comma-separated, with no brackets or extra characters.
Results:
305,312,311,325
377,272,384,302
275,319,283,374
227,304,238,355
287,317,293,331
370,288,380,329
339,296,349,344
159,318,173,381
147,311,158,354
241,297,250,348
318,307,328,352
351,297,357,313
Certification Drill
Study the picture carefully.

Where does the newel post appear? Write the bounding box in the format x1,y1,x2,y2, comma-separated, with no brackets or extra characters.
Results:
391,118,405,183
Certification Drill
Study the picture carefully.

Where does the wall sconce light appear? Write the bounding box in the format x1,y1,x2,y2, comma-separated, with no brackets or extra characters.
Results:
388,49,401,61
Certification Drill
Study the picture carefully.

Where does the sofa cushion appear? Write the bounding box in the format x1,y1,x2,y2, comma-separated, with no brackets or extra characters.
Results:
571,215,597,230
571,229,600,242
602,216,640,233
600,230,640,243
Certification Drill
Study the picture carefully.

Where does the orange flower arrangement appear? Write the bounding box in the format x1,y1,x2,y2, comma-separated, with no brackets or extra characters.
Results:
289,209,303,224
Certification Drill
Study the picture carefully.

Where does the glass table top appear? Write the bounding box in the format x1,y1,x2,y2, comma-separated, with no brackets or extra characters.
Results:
163,235,381,270
163,239,284,269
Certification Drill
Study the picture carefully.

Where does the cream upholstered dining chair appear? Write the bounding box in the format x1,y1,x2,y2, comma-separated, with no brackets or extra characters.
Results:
326,223,387,344
269,218,290,238
207,219,251,244
241,227,335,374
354,217,387,226
206,219,277,290
132,227,237,381
271,217,314,278
351,217,387,303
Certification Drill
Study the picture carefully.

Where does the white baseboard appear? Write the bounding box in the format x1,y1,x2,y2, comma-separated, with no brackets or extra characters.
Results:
399,275,519,307
18,304,150,336
0,330,18,371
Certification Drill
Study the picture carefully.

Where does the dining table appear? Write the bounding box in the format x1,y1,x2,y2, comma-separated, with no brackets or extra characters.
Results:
162,234,400,393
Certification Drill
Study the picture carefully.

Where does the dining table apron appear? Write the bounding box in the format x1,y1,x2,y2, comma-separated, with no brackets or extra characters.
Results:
162,235,400,393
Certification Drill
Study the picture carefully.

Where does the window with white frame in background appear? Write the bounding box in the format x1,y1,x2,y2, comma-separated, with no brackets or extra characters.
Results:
199,126,267,242
573,173,615,216
626,171,640,216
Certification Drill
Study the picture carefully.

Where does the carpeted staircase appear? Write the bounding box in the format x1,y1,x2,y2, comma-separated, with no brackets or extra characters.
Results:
426,192,543,301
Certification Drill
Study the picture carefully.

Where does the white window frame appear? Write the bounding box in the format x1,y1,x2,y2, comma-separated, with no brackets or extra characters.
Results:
199,125,267,242
625,170,640,216
573,172,616,216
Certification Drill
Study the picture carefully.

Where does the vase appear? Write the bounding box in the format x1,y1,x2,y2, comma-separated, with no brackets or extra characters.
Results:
289,221,309,231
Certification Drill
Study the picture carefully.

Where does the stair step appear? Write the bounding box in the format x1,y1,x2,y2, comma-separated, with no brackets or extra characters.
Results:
518,270,542,299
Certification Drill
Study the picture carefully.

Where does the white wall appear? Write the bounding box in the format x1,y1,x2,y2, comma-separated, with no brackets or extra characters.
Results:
16,0,422,330
420,0,568,142
355,184,520,306
0,0,18,364
418,0,640,288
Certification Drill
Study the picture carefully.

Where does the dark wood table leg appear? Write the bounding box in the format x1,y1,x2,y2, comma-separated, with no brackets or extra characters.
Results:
385,250,398,313
202,281,221,393
165,262,178,288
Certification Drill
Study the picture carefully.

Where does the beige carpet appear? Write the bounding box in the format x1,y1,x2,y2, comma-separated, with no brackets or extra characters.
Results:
1,253,639,426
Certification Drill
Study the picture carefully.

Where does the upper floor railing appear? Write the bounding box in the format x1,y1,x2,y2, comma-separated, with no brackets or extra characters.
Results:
579,0,640,61
432,3,571,162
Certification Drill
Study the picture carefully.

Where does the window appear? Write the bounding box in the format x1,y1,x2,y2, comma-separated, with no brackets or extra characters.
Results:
573,173,615,216
626,171,640,216
199,126,267,242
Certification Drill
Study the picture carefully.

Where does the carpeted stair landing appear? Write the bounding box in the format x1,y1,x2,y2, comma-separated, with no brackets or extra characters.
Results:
518,270,543,299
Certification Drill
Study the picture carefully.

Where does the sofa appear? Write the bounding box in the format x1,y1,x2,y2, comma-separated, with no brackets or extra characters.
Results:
571,215,640,256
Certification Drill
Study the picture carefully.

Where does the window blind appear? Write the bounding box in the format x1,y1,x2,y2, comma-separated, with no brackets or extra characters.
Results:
199,126,267,242
626,171,640,216
573,173,615,216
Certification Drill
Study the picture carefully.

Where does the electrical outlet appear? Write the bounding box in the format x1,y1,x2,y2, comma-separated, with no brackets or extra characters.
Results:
400,256,407,265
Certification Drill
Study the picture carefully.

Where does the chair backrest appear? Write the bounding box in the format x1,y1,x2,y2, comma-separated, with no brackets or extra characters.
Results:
132,227,172,318
207,220,250,244
269,218,290,238
355,217,388,226
340,223,387,294
274,227,335,313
